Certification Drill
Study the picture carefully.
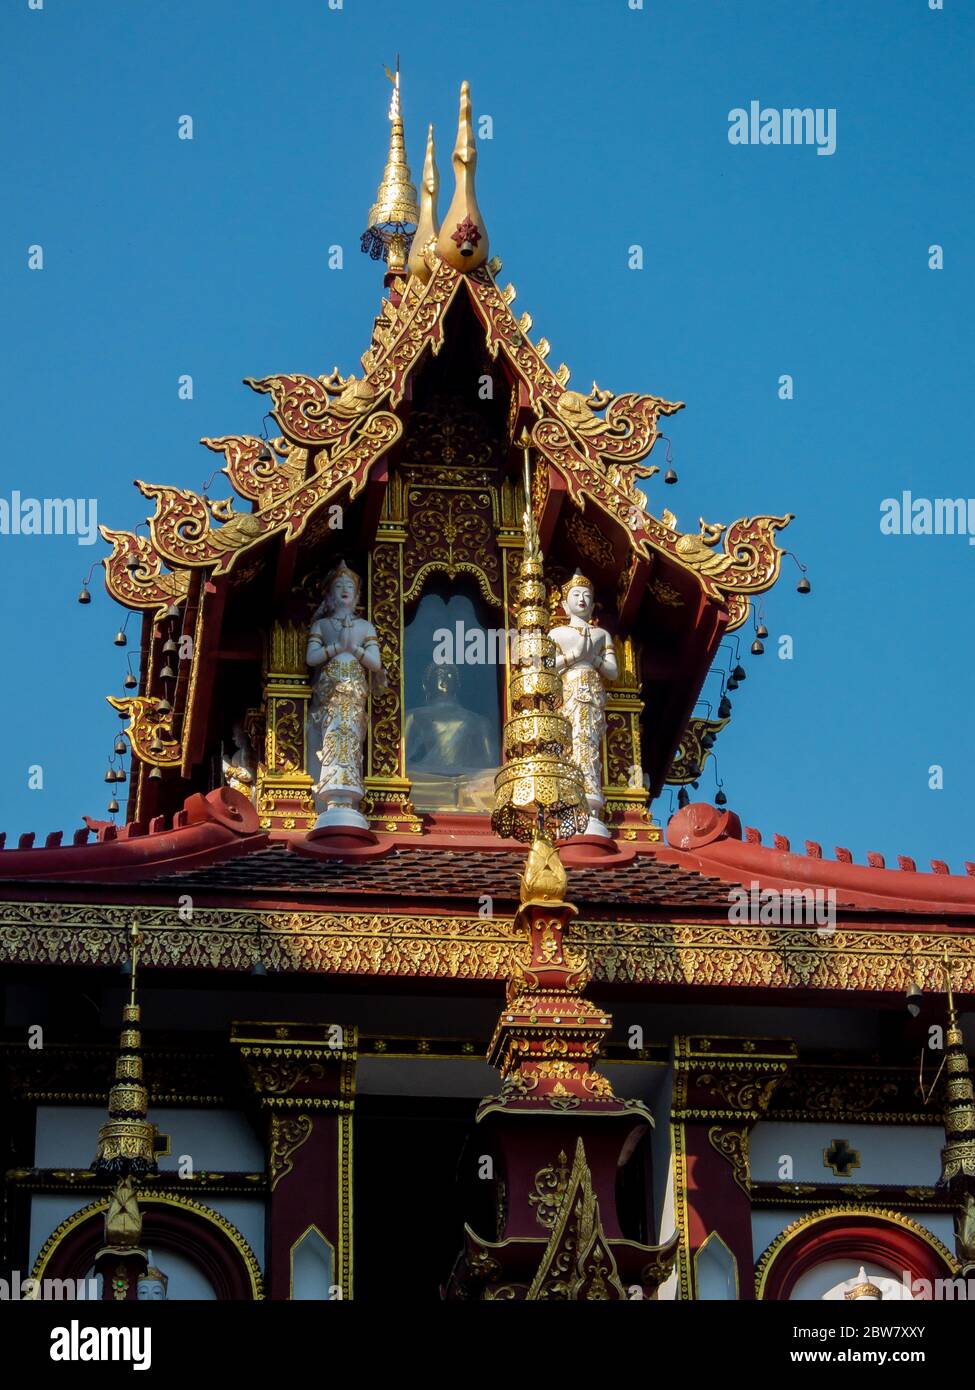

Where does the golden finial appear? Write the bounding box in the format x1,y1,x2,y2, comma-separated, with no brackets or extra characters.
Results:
361,58,420,274
93,920,157,1178
436,80,489,272
520,834,568,904
407,124,440,283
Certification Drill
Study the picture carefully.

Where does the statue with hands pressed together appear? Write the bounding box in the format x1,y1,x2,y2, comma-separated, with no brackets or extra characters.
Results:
306,561,384,829
549,572,618,839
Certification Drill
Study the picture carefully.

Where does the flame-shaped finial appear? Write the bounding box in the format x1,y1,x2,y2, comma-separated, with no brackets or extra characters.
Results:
436,81,489,273
361,60,420,274
408,124,440,283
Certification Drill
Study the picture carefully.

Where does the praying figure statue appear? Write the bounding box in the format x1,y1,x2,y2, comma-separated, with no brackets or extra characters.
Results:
307,561,384,829
549,572,618,838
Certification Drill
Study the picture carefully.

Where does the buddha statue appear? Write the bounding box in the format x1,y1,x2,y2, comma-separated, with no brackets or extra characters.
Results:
549,572,618,838
404,662,498,812
307,561,384,829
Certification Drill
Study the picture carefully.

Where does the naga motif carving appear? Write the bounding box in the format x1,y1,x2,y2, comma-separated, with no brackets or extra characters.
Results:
107,697,182,768
201,435,305,506
100,528,190,616
666,715,729,786
137,411,402,574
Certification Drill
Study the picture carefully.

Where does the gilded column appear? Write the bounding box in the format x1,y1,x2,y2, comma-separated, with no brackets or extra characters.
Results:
364,474,421,831
602,637,660,842
256,622,316,831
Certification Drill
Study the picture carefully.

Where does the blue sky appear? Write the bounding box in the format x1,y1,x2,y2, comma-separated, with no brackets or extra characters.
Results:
2,0,972,873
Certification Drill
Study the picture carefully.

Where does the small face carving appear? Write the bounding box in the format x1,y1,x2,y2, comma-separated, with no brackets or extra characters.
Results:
329,575,357,613
563,584,594,621
137,1279,166,1301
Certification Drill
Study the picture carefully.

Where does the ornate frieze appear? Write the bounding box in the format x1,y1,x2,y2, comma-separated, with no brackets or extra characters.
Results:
3,902,973,994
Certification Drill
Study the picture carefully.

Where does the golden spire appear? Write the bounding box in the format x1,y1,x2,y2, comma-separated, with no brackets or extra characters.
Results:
492,430,588,853
407,124,440,283
436,80,489,272
93,921,157,1178
361,59,419,276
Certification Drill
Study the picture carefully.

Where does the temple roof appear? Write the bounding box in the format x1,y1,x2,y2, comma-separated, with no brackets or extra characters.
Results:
95,79,794,823
2,788,973,921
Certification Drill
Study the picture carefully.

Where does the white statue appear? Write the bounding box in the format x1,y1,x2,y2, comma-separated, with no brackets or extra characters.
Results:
137,1251,168,1301
550,572,618,838
222,721,255,800
306,561,384,830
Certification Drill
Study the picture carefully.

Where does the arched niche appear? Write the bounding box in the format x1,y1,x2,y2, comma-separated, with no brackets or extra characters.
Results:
755,1207,956,1301
32,1194,263,1301
290,1224,335,1300
403,578,503,813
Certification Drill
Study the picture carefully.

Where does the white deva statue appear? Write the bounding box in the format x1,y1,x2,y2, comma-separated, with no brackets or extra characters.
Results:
306,561,384,829
137,1251,168,1301
222,721,255,801
549,571,618,838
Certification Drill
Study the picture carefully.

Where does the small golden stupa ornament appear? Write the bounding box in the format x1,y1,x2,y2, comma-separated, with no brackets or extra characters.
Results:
361,58,420,274
407,123,440,283
92,922,157,1178
492,431,588,844
938,947,975,1189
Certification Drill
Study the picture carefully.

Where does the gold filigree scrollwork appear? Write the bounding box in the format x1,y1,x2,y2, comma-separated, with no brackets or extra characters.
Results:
100,528,190,616
137,411,402,575
695,1073,781,1115
269,1114,313,1190
529,1150,571,1229
6,905,974,1000
242,370,383,448
564,510,615,570
403,488,502,605
368,540,404,782
201,435,305,506
107,696,182,768
465,267,791,628
673,514,794,630
707,1126,751,1195
666,715,729,786
257,623,315,831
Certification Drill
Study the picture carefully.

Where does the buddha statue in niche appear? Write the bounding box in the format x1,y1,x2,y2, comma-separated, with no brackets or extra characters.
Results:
405,662,498,812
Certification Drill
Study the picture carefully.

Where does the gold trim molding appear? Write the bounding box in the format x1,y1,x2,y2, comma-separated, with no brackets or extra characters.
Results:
1,903,973,991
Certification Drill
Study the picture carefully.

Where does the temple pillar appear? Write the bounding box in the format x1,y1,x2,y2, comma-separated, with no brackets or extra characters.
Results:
671,1035,796,1299
364,484,421,832
602,637,660,842
256,622,316,831
231,1022,356,1300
